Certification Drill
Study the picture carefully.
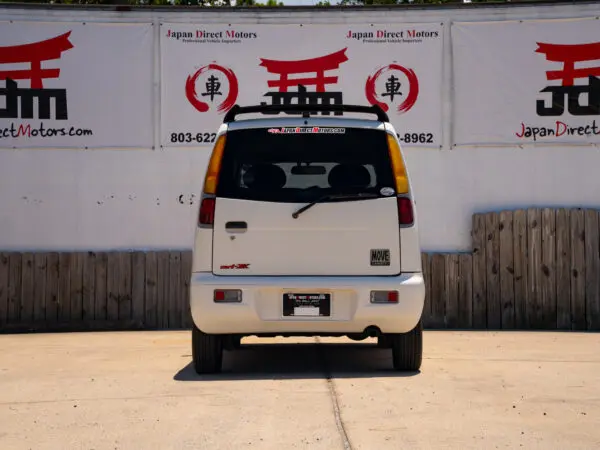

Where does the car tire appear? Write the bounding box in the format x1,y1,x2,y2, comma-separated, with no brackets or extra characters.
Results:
223,334,242,351
192,325,223,374
390,319,423,371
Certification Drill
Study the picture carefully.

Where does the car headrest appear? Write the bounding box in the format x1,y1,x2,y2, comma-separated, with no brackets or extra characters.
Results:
242,164,287,191
328,164,371,190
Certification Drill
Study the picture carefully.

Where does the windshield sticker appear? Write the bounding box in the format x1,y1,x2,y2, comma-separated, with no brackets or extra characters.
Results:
267,127,346,134
380,187,395,196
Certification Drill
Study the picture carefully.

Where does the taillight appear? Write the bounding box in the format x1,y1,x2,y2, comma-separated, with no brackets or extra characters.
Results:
199,198,216,226
203,134,227,195
386,133,409,194
214,289,242,303
370,290,399,303
397,197,414,226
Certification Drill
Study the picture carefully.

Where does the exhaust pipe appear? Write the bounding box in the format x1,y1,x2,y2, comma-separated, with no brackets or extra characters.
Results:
347,326,382,341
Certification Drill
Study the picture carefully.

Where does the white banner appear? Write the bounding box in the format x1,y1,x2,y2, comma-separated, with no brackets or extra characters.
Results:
452,18,600,146
160,23,443,148
0,21,153,149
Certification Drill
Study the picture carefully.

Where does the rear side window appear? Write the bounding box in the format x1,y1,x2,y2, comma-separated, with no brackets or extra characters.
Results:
216,127,396,203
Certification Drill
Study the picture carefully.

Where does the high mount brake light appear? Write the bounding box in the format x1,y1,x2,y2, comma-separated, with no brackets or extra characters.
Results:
203,134,227,195
386,134,409,194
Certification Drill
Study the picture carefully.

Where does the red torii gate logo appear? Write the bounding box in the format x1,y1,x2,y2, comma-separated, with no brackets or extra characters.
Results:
536,41,600,117
258,48,348,115
0,31,73,120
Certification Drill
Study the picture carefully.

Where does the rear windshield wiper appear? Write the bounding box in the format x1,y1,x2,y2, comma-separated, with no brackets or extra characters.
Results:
292,192,379,219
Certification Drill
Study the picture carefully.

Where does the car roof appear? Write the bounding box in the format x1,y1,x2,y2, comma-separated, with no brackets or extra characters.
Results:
222,116,390,132
223,103,389,123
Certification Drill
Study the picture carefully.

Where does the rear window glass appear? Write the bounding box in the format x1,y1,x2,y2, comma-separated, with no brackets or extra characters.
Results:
216,127,396,203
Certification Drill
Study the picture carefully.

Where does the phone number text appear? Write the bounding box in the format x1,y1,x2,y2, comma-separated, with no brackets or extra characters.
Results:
170,132,217,144
398,132,435,144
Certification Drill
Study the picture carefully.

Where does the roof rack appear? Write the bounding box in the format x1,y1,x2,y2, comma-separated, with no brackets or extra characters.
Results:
222,103,390,123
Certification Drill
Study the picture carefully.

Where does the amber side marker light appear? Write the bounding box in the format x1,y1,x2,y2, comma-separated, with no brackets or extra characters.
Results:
198,134,227,227
386,133,409,195
203,134,227,195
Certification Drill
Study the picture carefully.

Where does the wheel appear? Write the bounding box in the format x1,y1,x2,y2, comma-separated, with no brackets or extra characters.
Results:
390,319,423,371
223,335,242,351
192,325,223,374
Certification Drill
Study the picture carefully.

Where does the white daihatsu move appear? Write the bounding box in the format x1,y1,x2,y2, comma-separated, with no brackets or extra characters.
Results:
190,103,425,374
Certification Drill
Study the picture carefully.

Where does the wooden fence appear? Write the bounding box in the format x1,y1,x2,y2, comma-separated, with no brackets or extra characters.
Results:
0,251,194,333
0,207,599,333
422,208,599,331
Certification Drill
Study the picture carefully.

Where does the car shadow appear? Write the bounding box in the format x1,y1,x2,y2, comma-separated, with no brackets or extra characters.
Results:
173,342,420,381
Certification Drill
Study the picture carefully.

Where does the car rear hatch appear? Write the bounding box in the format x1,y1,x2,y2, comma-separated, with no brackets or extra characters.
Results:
210,124,403,276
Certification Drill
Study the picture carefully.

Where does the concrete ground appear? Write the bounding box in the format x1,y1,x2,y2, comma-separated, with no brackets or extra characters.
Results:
0,331,599,450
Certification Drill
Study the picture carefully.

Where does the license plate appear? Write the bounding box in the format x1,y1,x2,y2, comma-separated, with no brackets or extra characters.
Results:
283,293,331,317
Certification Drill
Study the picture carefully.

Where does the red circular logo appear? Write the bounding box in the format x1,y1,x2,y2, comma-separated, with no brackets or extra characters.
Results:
185,63,239,114
365,64,419,115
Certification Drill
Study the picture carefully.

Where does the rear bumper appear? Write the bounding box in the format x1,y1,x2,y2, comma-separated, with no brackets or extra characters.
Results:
189,272,425,335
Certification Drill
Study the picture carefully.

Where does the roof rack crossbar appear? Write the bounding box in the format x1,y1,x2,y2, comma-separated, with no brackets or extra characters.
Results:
222,103,389,123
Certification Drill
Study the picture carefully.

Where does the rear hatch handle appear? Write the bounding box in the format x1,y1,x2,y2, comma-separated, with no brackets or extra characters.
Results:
225,221,247,232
